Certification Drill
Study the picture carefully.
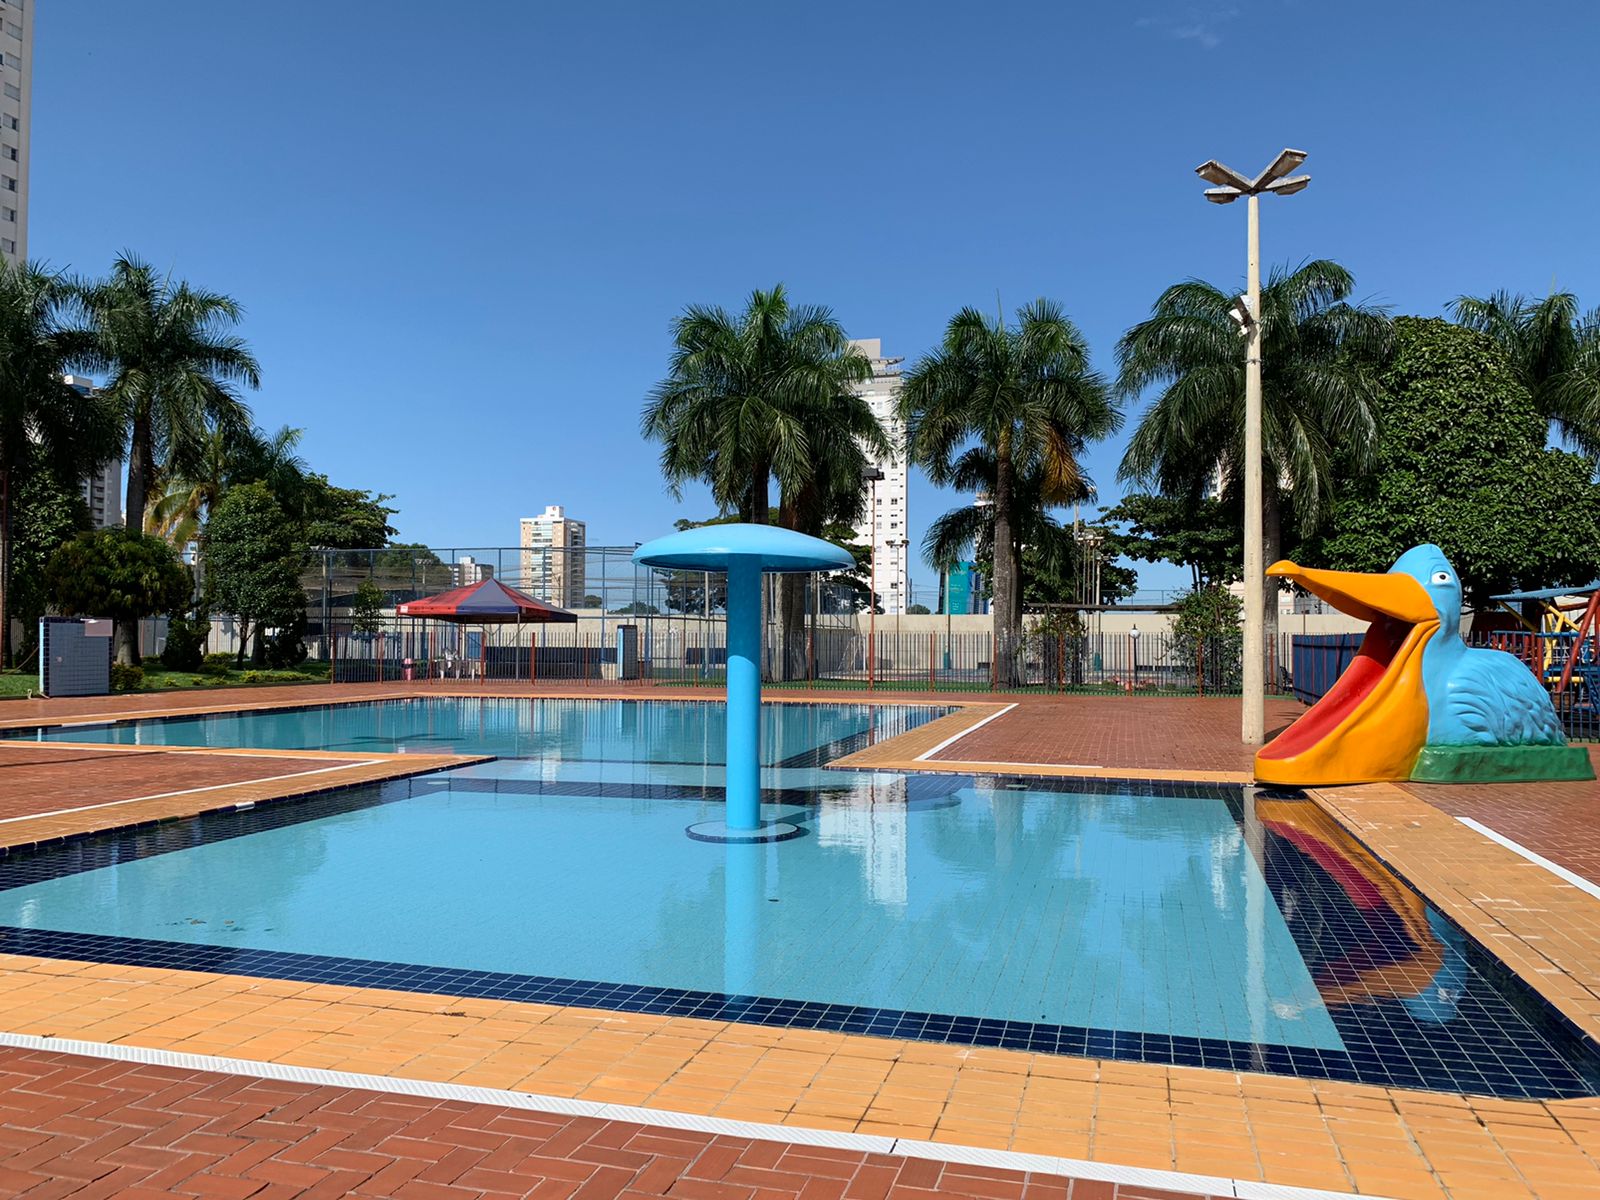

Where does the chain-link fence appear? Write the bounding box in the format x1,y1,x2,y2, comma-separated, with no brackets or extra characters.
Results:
290,546,1315,694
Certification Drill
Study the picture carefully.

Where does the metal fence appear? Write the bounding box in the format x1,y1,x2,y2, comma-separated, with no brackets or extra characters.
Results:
281,545,1343,695
325,619,1290,696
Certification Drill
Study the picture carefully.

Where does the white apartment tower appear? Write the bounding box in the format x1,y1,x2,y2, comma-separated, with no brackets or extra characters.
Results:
849,339,909,614
63,376,123,528
0,0,29,264
451,555,493,587
519,505,586,608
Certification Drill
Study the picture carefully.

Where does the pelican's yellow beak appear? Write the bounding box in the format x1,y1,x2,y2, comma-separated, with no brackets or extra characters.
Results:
1256,560,1441,786
1266,562,1438,627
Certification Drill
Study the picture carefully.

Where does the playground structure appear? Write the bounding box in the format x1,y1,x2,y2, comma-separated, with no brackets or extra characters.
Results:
1255,545,1593,787
633,524,855,842
1486,582,1600,700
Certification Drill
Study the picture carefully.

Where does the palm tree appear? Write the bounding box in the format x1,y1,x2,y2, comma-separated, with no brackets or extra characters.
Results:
900,300,1118,685
922,451,1089,583
642,284,878,525
78,254,260,662
150,424,309,545
1449,290,1600,455
0,260,119,664
80,254,260,538
642,285,886,678
1117,260,1392,661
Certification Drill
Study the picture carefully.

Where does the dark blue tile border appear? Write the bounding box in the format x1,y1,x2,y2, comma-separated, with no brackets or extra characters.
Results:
0,909,1594,1100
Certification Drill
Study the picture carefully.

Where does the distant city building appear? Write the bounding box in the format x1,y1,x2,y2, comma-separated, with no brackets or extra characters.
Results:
849,339,909,615
451,555,493,587
63,376,122,528
0,0,29,265
519,505,586,607
938,561,985,616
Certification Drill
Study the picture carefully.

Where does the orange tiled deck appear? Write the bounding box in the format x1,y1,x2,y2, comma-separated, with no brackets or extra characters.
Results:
5,682,1600,1198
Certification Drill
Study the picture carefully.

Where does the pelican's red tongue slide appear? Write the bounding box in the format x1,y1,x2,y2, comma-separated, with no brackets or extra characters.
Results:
1254,562,1437,787
1260,619,1407,762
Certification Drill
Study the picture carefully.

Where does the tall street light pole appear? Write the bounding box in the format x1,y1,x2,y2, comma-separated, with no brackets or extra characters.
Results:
863,466,884,689
1194,148,1311,745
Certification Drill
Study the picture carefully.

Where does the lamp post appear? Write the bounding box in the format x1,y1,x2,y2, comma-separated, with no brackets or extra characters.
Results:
863,466,884,687
1194,148,1311,745
1129,623,1140,691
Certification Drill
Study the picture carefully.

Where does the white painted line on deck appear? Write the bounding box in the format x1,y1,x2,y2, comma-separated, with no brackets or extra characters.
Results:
0,761,379,827
0,1030,1390,1199
912,703,1017,761
1458,816,1600,900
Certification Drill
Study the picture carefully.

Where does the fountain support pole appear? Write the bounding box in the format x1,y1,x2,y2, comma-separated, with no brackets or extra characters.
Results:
724,555,762,831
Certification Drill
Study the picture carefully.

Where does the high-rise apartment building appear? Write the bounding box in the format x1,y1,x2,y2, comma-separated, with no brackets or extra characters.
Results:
519,506,586,608
63,376,123,528
848,339,910,614
0,0,29,265
451,555,493,587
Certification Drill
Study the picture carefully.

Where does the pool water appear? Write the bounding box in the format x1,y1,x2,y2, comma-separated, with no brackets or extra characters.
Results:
20,696,918,768
3,697,1597,1098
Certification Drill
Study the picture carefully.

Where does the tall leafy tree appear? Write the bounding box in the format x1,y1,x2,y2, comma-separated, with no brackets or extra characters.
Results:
79,251,260,571
641,284,879,524
1101,492,1243,589
1304,318,1600,605
0,260,119,663
45,529,192,666
1449,290,1600,455
149,424,308,550
901,300,1118,684
642,285,886,677
204,482,307,665
1116,260,1392,655
9,455,93,662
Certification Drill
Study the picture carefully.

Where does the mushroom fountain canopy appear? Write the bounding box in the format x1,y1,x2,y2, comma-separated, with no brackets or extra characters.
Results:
632,524,856,575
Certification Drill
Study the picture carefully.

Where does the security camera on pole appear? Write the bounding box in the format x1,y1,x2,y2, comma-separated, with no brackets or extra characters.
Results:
1193,148,1311,745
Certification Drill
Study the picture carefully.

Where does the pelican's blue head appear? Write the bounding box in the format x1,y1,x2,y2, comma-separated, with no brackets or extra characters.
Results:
1388,544,1464,633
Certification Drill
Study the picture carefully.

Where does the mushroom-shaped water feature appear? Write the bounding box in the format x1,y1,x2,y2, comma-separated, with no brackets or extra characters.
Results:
633,524,855,842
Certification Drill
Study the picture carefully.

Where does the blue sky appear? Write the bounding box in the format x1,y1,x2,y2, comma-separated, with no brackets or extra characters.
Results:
32,2,1600,599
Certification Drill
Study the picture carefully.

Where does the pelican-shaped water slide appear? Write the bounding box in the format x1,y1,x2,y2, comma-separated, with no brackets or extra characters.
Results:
1257,544,1594,786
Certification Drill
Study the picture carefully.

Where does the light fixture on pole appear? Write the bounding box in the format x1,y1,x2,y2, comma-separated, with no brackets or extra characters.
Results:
1194,147,1310,745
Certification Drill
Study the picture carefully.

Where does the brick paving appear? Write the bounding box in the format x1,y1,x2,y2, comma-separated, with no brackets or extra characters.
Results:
0,743,366,822
0,1045,1216,1200
930,695,1304,774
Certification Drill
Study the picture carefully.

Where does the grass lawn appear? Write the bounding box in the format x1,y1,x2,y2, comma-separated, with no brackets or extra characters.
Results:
1,661,330,700
0,672,34,699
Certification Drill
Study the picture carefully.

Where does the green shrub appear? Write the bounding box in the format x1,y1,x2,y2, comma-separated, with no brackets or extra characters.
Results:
264,612,309,668
160,617,208,671
110,663,144,692
1172,585,1243,690
200,652,234,677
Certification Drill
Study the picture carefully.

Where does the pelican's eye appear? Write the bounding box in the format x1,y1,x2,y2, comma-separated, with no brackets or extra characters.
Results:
1430,570,1452,585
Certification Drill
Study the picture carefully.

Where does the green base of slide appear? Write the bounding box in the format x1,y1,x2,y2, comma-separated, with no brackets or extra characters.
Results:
1409,743,1595,784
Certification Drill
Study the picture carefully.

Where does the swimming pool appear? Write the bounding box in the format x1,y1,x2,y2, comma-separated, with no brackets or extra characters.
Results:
2,697,1596,1098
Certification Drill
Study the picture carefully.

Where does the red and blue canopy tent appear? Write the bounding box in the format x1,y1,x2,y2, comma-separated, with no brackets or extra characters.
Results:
397,578,577,625
390,578,578,681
